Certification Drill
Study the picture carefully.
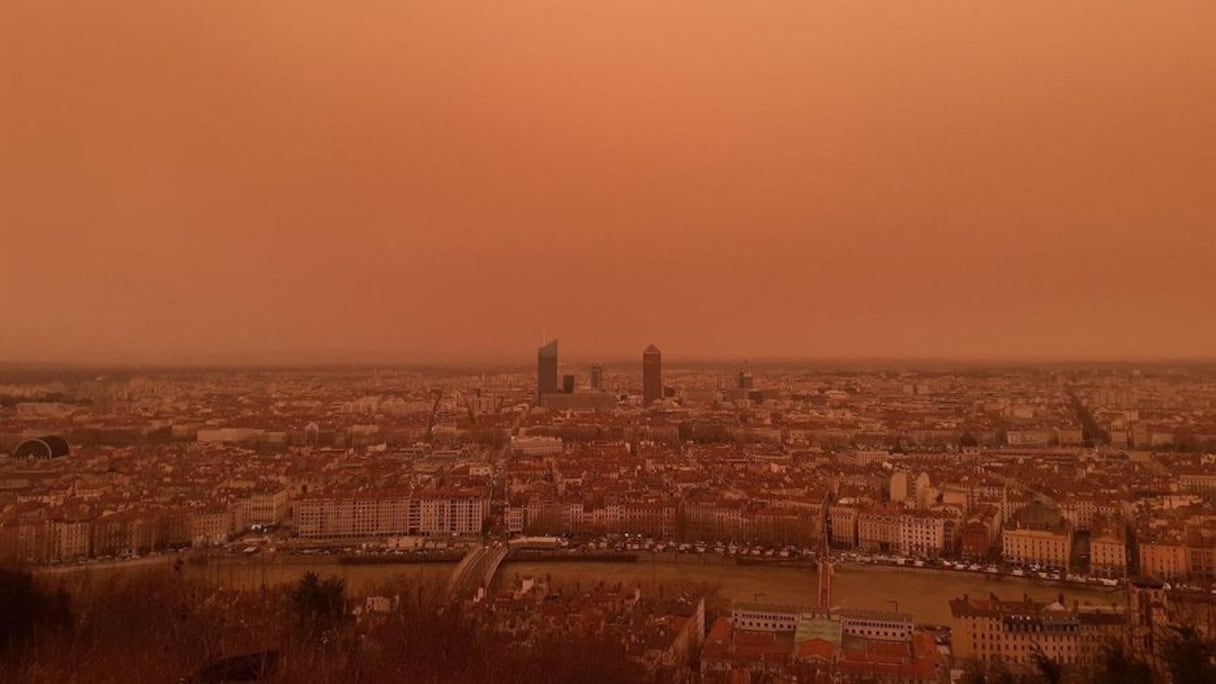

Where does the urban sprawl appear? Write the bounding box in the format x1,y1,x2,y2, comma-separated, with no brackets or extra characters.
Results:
4,346,1216,682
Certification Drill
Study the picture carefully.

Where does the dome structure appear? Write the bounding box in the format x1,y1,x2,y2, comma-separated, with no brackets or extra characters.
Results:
10,436,70,459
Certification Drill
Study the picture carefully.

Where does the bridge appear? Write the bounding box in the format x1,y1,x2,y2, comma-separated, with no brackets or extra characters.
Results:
446,544,509,601
446,537,562,601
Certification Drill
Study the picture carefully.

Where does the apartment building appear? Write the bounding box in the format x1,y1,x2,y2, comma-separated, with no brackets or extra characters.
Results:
1002,502,1072,571
1088,516,1128,578
897,510,958,558
294,493,489,538
950,593,1126,668
232,488,289,531
857,507,901,553
1138,534,1188,581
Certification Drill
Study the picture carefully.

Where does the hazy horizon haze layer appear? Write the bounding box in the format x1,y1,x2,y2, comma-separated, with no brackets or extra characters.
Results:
3,1,1214,365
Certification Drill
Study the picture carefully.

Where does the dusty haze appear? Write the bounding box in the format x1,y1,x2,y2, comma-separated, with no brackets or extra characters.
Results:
2,1,1214,364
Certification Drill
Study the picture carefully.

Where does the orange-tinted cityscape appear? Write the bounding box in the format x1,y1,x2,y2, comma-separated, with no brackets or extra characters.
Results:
2,2,1215,683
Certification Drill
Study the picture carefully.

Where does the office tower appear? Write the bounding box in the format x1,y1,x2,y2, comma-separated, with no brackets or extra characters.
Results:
642,344,662,405
737,370,754,389
590,363,603,391
562,374,575,393
537,339,558,401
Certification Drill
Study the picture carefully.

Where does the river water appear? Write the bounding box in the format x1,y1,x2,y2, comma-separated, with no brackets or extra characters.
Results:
161,557,1124,625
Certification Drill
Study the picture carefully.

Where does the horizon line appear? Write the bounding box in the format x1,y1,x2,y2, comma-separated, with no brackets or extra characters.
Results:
4,353,1216,372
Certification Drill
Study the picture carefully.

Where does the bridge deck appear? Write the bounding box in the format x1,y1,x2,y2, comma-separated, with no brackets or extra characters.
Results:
447,544,509,600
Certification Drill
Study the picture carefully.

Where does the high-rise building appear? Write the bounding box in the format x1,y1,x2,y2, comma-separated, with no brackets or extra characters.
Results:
737,370,754,389
642,344,662,405
537,339,558,401
562,374,575,394
590,363,603,391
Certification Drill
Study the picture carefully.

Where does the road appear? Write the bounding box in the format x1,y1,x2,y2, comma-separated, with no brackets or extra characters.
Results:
1067,389,1110,445
447,544,509,600
487,404,530,532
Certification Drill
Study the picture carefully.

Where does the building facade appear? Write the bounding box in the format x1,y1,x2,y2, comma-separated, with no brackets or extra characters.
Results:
537,339,559,401
642,344,662,405
950,593,1126,669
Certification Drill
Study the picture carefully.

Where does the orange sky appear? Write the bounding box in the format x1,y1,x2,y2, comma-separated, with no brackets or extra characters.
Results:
2,2,1214,364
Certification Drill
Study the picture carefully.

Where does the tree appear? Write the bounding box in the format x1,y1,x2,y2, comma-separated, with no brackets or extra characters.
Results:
290,572,346,630
1091,640,1152,684
0,568,72,654
1162,625,1216,684
958,660,1017,684
1030,644,1064,684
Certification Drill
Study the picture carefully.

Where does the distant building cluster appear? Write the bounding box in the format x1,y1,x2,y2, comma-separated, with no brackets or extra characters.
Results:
3,361,1216,680
462,574,706,680
3,365,1216,581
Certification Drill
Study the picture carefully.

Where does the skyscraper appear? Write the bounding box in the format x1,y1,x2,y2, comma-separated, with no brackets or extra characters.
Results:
537,339,558,401
590,362,603,391
642,344,662,405
737,370,754,389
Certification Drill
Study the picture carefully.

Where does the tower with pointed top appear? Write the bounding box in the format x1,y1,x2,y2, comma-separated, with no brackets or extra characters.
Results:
642,344,662,405
818,490,833,614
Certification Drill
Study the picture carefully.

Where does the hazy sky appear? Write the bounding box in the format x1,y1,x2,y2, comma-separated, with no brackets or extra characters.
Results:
3,2,1214,364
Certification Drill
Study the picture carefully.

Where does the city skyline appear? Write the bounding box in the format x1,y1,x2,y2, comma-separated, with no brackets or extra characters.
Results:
7,350,1216,373
4,2,1216,682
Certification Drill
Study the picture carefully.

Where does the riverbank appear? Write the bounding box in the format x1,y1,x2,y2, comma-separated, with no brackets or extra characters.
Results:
34,554,173,574
36,551,1127,625
500,561,1126,624
338,553,464,565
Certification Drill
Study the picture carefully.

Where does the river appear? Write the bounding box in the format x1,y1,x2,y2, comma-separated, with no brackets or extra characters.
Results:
60,555,1125,625
499,561,1125,624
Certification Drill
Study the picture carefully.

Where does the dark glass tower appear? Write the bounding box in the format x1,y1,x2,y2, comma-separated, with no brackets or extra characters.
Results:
537,339,558,401
642,344,662,405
